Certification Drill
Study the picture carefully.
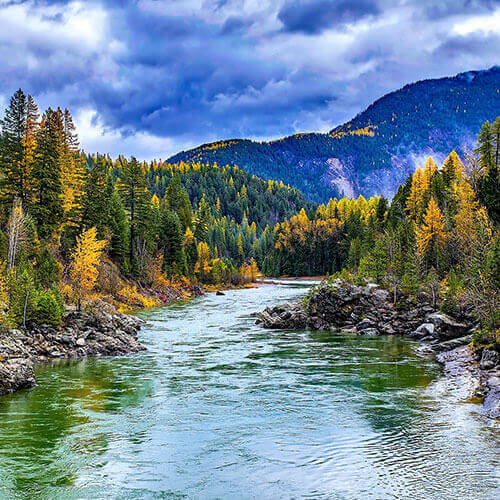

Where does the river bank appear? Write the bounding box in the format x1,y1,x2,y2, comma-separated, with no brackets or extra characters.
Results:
0,281,250,396
0,302,144,395
255,279,500,419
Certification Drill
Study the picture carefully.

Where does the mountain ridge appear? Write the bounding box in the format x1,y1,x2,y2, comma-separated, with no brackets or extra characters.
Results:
169,66,500,201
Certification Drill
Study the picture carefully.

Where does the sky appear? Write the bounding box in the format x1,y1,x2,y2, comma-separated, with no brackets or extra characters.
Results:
0,0,499,159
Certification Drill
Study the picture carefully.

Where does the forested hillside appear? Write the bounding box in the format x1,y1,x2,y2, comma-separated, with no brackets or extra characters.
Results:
169,67,500,202
0,87,498,344
0,89,309,327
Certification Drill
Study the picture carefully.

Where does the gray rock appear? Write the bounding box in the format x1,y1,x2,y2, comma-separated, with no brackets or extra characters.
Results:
360,328,380,336
432,335,472,352
425,312,469,339
416,323,435,335
365,283,379,292
76,338,86,347
480,349,499,370
357,318,375,330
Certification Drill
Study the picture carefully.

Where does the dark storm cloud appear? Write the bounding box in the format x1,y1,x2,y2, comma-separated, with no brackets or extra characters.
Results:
278,0,380,34
433,32,500,58
0,0,498,157
421,0,500,19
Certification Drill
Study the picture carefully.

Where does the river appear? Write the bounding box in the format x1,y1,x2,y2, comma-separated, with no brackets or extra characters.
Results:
0,283,498,499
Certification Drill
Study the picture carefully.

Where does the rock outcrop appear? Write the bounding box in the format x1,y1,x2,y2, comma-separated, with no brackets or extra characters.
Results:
256,280,499,419
256,281,434,337
0,303,144,396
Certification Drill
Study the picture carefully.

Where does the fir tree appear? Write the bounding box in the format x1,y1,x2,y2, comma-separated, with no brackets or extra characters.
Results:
31,108,64,239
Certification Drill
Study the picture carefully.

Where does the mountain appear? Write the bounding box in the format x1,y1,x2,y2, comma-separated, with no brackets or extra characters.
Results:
169,67,500,201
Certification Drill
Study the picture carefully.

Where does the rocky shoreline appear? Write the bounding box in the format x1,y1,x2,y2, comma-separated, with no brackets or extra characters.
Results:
256,280,500,419
0,302,144,396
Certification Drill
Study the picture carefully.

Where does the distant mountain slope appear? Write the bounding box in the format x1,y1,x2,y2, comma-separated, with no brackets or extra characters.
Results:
169,67,500,201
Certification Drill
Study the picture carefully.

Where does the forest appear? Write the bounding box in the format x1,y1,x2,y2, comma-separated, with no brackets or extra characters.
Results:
0,88,498,342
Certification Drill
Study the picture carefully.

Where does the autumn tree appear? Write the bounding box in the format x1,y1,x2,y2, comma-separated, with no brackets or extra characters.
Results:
194,241,211,281
416,197,446,270
69,227,106,309
7,198,30,269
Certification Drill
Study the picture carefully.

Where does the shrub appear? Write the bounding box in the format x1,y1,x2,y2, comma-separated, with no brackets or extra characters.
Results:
33,289,64,327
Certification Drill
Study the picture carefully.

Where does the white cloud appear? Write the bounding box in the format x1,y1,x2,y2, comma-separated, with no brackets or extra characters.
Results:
74,108,200,160
452,9,500,35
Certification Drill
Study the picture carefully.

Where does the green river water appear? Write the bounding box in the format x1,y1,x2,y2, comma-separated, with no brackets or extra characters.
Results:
0,282,498,499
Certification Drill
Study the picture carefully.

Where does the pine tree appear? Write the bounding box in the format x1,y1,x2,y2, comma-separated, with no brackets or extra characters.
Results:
0,89,28,210
194,194,211,242
82,155,110,236
159,208,186,275
31,108,64,239
478,161,500,225
474,121,494,172
117,157,150,275
493,116,500,167
108,190,129,272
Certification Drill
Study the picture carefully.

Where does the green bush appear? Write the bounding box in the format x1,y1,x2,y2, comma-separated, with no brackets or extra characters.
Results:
32,289,64,327
36,247,60,289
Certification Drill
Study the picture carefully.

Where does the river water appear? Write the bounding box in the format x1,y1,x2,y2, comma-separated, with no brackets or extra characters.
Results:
0,283,498,499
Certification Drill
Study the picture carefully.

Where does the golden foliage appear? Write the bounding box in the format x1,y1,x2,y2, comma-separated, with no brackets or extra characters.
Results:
194,241,211,279
69,227,106,306
416,197,446,256
117,285,159,311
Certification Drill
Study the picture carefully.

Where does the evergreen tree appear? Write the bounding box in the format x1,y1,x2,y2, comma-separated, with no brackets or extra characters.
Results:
108,190,129,271
159,208,186,275
82,155,110,236
117,157,150,275
31,108,64,239
194,194,211,242
474,121,494,171
0,89,28,210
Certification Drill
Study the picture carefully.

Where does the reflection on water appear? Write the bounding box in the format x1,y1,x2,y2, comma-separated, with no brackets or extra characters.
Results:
0,283,498,499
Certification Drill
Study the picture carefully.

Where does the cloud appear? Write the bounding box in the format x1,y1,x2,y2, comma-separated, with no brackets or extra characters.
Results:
278,0,380,34
0,0,498,160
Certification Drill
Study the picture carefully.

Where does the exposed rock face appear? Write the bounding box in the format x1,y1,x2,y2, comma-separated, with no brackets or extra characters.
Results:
480,349,500,371
256,303,308,329
0,304,144,396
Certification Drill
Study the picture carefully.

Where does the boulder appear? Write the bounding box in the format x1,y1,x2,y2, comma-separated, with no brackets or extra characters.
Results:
255,303,307,329
480,349,499,370
425,312,469,339
360,328,380,336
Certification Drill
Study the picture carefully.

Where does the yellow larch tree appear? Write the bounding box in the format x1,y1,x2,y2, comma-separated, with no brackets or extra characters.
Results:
453,180,478,249
69,227,106,309
443,150,463,184
194,241,211,281
406,167,429,221
416,197,446,268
